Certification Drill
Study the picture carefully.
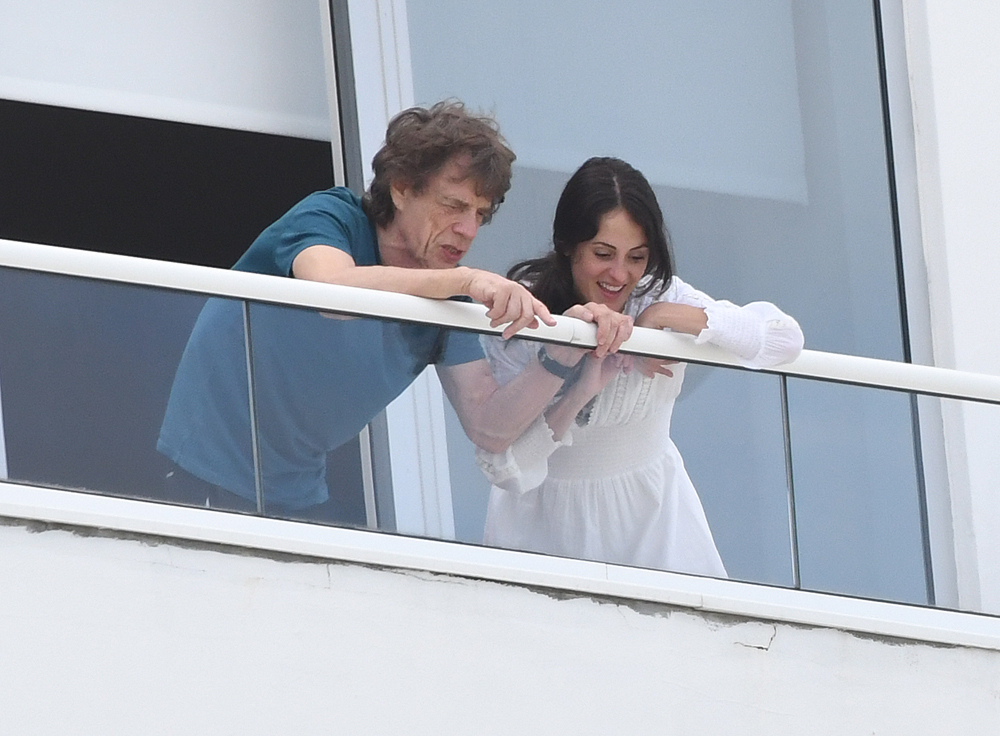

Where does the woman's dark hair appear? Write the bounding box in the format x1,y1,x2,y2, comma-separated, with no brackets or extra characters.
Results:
363,100,516,228
508,157,674,314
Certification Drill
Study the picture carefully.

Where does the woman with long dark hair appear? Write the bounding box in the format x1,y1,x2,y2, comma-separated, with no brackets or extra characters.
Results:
476,157,804,576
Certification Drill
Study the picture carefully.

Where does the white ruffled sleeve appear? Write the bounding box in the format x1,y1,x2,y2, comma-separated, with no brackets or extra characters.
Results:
475,415,572,494
474,335,573,493
654,277,805,369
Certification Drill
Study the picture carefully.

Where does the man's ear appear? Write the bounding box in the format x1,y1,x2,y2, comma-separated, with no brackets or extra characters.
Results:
389,180,410,212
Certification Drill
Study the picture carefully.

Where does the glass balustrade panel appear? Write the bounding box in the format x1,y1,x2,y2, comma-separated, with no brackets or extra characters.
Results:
0,266,247,508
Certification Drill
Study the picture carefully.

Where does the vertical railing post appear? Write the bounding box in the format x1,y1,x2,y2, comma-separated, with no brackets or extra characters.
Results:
241,301,266,515
909,393,937,605
358,425,379,530
780,375,801,589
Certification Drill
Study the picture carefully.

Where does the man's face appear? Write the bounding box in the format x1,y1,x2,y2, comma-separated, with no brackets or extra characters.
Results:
389,158,494,269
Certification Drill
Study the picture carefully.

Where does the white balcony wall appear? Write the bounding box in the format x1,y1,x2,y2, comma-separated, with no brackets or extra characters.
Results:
2,3,1000,731
2,513,998,734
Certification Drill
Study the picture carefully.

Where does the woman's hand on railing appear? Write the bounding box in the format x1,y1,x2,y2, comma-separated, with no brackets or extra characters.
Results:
564,302,634,357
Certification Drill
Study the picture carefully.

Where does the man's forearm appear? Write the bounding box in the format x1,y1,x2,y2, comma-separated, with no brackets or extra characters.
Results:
442,356,572,454
331,264,480,299
294,245,553,338
294,246,474,299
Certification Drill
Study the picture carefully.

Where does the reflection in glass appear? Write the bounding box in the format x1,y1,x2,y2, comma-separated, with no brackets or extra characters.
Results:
157,296,257,513
476,337,724,575
0,266,206,500
927,397,1000,612
158,298,374,523
672,364,792,586
469,332,794,580
787,379,928,604
243,302,481,526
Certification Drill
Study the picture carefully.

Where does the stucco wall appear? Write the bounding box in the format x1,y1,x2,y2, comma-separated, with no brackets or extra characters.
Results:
2,519,998,735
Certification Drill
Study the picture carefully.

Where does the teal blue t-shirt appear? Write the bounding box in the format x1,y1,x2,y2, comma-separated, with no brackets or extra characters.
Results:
234,188,379,275
157,188,482,509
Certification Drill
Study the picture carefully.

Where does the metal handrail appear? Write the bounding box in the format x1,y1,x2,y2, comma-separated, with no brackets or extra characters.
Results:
3,237,1000,404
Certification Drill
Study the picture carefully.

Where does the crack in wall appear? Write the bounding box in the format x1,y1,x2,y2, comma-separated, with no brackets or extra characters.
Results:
734,624,778,651
0,514,982,652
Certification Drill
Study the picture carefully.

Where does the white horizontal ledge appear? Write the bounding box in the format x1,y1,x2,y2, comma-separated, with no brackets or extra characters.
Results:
2,480,999,652
0,76,332,141
3,238,1000,404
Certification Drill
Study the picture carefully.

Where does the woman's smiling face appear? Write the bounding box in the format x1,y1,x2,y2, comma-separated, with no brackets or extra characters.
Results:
570,208,649,312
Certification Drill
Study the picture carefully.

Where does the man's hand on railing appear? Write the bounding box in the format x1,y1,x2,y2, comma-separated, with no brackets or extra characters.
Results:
461,268,556,339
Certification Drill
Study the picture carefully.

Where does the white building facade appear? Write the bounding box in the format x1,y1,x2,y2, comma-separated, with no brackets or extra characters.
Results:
2,1,1000,731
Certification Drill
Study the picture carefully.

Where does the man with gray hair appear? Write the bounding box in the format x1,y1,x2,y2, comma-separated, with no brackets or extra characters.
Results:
158,101,626,519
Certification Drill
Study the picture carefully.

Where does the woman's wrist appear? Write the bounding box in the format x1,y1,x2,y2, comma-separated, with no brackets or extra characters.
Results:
540,343,583,368
537,346,578,378
636,302,707,335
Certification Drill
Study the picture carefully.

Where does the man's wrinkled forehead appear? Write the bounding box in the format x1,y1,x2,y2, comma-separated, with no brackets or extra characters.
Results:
423,154,488,195
440,153,479,186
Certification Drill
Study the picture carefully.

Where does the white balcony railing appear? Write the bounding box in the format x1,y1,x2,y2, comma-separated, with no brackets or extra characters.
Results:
2,238,1000,645
4,239,1000,402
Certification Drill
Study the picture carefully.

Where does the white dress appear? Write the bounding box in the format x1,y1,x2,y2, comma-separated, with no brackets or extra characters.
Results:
476,276,804,577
